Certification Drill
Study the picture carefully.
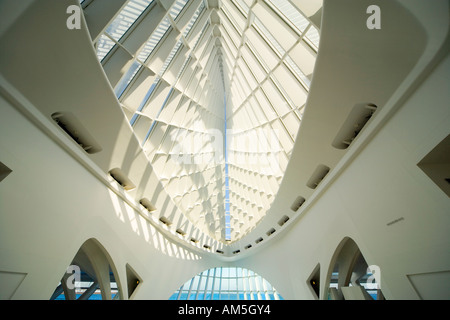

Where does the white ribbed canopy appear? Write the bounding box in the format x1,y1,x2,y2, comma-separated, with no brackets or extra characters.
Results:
89,0,320,243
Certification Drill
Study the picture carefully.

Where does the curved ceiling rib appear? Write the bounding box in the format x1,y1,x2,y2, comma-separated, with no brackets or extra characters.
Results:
90,0,320,246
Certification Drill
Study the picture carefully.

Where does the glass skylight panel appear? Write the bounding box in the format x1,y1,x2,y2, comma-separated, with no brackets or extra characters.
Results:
183,1,206,37
169,0,189,21
176,56,192,81
232,0,250,17
137,17,171,63
285,56,311,88
253,16,286,58
114,60,142,98
266,0,310,34
107,0,154,41
130,77,160,126
96,34,116,61
96,0,154,61
159,39,183,76
305,25,320,49
169,267,283,300
191,21,209,51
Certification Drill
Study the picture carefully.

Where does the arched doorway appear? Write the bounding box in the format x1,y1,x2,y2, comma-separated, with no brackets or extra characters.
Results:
50,238,122,300
169,266,283,300
324,237,384,300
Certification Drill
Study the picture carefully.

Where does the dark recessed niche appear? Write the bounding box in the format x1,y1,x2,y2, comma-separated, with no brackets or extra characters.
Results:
126,264,142,300
51,112,102,154
290,196,305,212
0,162,12,183
139,198,156,212
278,215,290,227
417,134,450,197
176,229,186,236
109,168,136,191
266,228,276,236
307,264,321,299
332,103,377,149
159,216,172,226
255,237,263,244
306,164,330,189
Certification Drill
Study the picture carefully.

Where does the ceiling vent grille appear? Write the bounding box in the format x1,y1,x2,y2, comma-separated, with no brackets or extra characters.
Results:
290,196,305,212
51,112,102,154
306,164,330,189
176,229,186,236
332,103,377,149
159,216,172,226
278,215,290,227
139,198,156,212
109,168,136,190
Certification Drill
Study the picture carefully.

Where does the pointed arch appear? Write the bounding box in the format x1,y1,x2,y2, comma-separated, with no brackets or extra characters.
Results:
50,238,123,300
169,266,283,300
324,237,384,300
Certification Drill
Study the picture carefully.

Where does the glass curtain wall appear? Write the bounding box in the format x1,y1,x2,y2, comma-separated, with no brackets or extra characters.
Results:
169,267,283,300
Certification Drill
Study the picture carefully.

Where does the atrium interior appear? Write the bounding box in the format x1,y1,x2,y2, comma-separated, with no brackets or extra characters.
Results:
0,0,449,300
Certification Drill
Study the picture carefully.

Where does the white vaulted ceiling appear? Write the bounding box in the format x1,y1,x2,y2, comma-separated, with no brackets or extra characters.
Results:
87,0,321,244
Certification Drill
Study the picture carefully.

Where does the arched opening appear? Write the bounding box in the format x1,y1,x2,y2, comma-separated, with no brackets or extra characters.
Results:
169,267,283,300
324,237,384,300
50,238,122,300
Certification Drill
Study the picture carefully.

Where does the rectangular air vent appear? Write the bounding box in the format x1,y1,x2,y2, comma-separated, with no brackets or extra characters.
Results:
255,237,263,244
109,168,136,191
203,245,211,250
51,112,102,154
266,228,276,236
245,244,252,249
159,216,172,226
290,196,305,212
190,238,199,243
233,250,241,254
306,164,330,189
176,229,186,236
216,250,224,254
332,103,377,149
278,215,290,227
139,198,156,212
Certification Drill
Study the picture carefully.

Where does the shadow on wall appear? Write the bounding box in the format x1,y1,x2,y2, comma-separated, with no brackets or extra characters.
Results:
107,188,202,261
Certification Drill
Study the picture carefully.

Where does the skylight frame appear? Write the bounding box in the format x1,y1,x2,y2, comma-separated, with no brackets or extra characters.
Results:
264,0,310,36
169,267,283,300
96,0,157,63
169,0,190,21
